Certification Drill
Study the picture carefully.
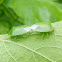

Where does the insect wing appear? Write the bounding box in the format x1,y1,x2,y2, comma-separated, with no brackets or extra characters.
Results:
34,23,53,32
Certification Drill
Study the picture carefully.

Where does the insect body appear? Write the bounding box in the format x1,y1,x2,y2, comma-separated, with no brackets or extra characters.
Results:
9,22,53,36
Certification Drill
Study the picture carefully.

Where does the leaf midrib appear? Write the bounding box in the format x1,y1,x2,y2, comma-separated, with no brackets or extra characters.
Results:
0,39,54,62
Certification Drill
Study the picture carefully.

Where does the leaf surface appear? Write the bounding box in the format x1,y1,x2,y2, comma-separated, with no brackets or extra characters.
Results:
4,0,62,25
0,11,15,34
0,21,62,62
0,0,3,4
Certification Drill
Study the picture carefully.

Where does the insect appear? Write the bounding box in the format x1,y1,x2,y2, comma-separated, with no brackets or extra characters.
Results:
33,23,53,32
9,22,53,36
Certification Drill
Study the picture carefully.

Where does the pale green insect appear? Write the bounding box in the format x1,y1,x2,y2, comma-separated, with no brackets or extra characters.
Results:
32,23,53,32
9,23,53,36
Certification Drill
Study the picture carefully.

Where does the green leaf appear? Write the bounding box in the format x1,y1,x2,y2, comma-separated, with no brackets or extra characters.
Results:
4,0,62,25
9,22,53,36
0,5,3,16
0,21,62,62
0,13,15,34
0,0,3,4
56,0,62,3
0,15,10,34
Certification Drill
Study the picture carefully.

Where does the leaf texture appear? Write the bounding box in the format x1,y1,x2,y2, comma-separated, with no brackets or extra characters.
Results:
5,0,62,25
0,21,62,62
